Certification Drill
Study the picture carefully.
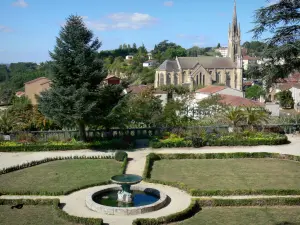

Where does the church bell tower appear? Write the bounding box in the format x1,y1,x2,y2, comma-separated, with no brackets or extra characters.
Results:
227,0,242,67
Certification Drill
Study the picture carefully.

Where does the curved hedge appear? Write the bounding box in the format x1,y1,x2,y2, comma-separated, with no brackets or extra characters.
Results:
132,199,200,225
143,152,300,196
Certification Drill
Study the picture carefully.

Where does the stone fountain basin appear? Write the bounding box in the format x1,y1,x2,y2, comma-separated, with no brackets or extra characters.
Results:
86,186,168,215
110,174,143,185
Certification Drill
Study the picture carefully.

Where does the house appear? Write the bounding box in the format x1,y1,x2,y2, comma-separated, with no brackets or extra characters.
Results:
215,47,228,57
290,84,300,112
143,60,158,68
195,85,243,101
125,55,134,60
15,91,25,98
24,77,51,105
242,55,259,70
104,75,121,85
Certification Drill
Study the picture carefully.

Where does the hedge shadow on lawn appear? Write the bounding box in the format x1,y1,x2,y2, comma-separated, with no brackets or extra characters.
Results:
0,154,128,196
143,152,300,196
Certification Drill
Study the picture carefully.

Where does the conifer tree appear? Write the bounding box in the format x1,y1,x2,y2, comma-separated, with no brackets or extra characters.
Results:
38,15,126,141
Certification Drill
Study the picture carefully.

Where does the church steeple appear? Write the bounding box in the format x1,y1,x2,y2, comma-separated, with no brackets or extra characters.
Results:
227,0,242,67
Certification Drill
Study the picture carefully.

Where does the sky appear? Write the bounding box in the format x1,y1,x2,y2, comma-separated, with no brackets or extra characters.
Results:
0,0,277,63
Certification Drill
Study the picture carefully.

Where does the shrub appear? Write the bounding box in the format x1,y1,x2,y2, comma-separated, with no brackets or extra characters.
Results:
115,150,128,162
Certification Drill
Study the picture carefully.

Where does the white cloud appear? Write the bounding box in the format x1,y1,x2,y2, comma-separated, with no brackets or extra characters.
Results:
81,16,89,20
164,1,174,7
0,25,13,33
267,0,280,6
12,0,28,8
86,13,157,31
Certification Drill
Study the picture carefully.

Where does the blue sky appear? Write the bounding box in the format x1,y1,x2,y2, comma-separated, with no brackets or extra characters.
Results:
0,0,274,63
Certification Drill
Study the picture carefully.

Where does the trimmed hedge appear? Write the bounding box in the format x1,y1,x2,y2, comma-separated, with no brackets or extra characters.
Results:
0,139,133,152
132,199,200,225
0,199,103,225
150,132,289,148
143,152,300,196
197,197,300,207
115,150,128,162
0,154,128,196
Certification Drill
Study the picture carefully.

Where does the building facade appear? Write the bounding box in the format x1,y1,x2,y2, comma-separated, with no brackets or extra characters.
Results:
155,0,243,91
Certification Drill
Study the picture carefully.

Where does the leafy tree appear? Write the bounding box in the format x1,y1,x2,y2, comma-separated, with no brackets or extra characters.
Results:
38,15,126,141
245,84,266,100
152,40,187,62
162,99,186,127
251,0,300,84
0,65,9,82
244,64,262,79
275,90,295,109
242,41,268,57
160,85,190,99
197,94,227,117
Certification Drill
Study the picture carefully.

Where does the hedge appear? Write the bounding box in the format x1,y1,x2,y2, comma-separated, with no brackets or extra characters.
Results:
197,197,300,207
143,152,300,196
132,199,200,225
0,199,103,225
150,133,289,148
0,139,133,152
0,154,128,196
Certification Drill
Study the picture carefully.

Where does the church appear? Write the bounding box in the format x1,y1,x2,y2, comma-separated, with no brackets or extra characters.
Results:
154,1,243,91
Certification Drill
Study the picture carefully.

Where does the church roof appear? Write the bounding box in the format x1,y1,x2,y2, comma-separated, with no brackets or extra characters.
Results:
177,57,236,69
157,60,179,71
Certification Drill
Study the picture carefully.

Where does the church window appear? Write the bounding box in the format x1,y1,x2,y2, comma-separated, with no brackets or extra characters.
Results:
159,73,164,86
174,74,178,85
166,73,171,84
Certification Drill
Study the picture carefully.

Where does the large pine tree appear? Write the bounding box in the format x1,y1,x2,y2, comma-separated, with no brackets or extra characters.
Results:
38,15,126,141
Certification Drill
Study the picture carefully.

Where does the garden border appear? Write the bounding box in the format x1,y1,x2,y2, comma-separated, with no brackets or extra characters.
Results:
143,152,300,196
0,198,103,225
0,154,129,196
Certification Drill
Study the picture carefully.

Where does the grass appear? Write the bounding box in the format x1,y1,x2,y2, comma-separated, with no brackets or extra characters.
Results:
151,159,300,190
0,159,121,194
0,205,80,225
177,207,300,225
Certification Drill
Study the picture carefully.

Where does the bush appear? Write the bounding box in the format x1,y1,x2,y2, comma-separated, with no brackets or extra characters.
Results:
0,138,134,152
151,131,288,148
115,150,128,162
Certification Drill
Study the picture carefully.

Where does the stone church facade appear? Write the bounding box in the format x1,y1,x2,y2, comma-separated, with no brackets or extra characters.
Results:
155,1,243,91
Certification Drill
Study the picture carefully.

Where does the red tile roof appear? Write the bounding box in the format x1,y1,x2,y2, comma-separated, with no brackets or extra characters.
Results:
243,81,253,87
277,83,294,91
24,77,50,85
127,85,150,94
15,91,25,97
195,86,227,94
219,94,264,107
105,75,120,80
243,55,259,60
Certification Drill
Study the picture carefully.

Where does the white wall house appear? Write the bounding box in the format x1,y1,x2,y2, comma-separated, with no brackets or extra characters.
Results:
290,84,300,112
143,60,157,68
126,55,134,60
215,47,228,57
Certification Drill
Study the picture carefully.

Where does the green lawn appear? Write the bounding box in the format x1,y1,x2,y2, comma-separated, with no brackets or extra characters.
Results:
0,159,121,194
178,207,300,225
0,205,80,225
151,159,300,190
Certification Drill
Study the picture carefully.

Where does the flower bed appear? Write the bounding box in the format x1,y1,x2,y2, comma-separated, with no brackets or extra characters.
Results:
150,131,288,148
0,139,133,152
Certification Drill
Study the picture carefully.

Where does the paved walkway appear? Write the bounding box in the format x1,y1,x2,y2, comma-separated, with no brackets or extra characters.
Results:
1,135,300,224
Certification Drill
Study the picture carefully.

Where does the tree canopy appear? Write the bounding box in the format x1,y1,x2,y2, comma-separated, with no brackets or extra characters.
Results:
38,15,127,141
251,0,300,85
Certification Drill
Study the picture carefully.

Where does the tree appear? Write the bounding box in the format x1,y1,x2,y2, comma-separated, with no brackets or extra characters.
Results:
244,64,262,79
197,94,226,117
275,90,295,109
221,107,245,131
245,85,266,100
244,107,270,131
38,15,126,141
0,110,18,134
251,0,300,84
217,43,221,48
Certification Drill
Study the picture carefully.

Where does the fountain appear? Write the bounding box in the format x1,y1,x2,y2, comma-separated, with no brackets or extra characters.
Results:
110,174,143,203
86,174,169,215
